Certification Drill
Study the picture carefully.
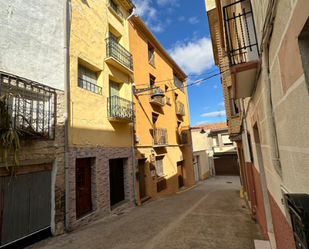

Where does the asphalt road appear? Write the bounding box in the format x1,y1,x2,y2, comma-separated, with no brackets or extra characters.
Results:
28,176,264,249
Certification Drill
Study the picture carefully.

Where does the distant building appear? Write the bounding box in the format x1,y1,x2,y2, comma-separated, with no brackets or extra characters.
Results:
205,0,309,248
129,15,195,205
191,122,238,181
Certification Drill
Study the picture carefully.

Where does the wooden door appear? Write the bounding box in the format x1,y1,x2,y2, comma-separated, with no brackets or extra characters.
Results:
109,158,125,206
138,160,146,199
76,158,92,217
177,162,184,188
193,156,199,182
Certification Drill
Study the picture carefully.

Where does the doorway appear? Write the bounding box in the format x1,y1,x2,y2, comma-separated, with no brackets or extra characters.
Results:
177,162,184,188
138,160,146,200
109,158,125,206
76,158,92,217
193,156,199,182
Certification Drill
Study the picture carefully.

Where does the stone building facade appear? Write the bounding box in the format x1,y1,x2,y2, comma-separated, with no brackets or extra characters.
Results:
0,0,67,246
206,0,309,248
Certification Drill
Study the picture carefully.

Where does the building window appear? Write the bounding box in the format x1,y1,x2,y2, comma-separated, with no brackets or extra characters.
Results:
222,134,233,145
212,136,218,146
148,42,155,67
156,156,164,176
108,0,123,18
229,87,239,116
78,64,102,95
0,72,56,140
173,75,184,93
150,74,156,87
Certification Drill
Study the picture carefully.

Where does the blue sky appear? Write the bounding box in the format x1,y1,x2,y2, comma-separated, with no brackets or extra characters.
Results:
134,0,226,126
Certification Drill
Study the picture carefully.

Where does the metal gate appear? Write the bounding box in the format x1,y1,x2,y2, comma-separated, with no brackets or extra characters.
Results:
0,171,51,246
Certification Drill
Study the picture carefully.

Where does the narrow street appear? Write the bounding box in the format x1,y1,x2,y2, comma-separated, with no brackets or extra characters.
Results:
28,177,263,249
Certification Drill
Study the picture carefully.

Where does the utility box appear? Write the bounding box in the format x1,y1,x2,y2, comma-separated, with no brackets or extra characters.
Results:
284,194,309,249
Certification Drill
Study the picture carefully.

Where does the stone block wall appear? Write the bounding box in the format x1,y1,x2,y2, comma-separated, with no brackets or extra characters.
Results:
68,146,134,230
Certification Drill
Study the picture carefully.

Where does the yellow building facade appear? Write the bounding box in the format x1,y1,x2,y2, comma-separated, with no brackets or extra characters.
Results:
129,15,195,205
68,0,136,229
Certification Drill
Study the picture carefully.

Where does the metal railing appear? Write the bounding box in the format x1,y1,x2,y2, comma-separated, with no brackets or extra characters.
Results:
78,77,102,95
148,50,155,67
109,0,123,18
153,128,168,146
0,71,56,140
176,101,185,116
181,132,188,144
173,75,184,93
223,0,259,66
166,96,171,105
106,37,133,71
107,95,135,122
149,87,165,106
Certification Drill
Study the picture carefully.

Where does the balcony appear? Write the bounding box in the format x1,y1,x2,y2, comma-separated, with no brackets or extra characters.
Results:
178,132,188,145
78,77,102,95
0,71,56,140
107,96,135,123
176,101,185,116
149,87,165,107
105,37,134,75
223,0,259,99
153,128,168,147
174,75,184,93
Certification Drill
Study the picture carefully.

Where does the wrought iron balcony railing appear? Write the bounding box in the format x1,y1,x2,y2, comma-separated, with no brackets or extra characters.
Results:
0,71,56,140
173,75,184,93
149,87,165,106
153,128,168,146
223,0,259,66
108,0,123,18
176,101,185,116
107,96,135,122
106,37,133,71
78,77,102,95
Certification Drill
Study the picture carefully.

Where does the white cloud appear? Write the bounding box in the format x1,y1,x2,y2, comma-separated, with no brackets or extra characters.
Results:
178,16,185,21
135,0,156,18
213,85,218,89
157,0,179,6
201,110,226,117
218,102,225,106
188,17,200,24
166,18,172,25
169,37,214,74
196,120,212,125
204,106,210,109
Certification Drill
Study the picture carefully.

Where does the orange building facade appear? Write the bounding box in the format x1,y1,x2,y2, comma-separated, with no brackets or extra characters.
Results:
129,15,195,205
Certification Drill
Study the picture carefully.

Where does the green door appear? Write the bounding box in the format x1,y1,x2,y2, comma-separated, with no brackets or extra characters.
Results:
109,80,119,117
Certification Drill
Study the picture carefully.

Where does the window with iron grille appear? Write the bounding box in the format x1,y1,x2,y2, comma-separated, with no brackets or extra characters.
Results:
173,75,184,93
78,64,102,95
156,156,164,176
148,42,155,67
0,72,56,140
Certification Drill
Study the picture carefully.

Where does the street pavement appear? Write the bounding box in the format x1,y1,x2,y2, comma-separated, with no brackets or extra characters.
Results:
28,176,264,249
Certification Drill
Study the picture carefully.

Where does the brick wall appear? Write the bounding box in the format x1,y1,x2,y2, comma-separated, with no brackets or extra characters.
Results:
68,147,134,230
214,23,241,139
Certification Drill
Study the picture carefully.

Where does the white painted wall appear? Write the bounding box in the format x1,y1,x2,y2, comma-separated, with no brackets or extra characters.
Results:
0,0,65,90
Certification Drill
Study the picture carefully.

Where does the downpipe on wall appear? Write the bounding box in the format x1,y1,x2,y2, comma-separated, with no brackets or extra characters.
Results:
64,0,71,231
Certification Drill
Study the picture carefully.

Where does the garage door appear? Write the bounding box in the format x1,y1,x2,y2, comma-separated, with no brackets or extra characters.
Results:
0,170,51,246
214,157,239,176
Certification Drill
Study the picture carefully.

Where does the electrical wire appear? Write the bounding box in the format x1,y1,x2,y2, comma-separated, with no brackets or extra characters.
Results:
135,68,229,96
134,65,230,87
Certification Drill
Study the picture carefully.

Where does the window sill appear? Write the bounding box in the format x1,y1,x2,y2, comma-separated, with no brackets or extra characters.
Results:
108,6,124,23
231,114,240,118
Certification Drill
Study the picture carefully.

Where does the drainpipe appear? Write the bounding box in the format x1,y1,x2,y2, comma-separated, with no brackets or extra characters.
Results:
127,7,135,20
64,0,71,231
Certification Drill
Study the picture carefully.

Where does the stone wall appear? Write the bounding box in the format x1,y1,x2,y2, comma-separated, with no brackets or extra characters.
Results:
68,147,134,230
